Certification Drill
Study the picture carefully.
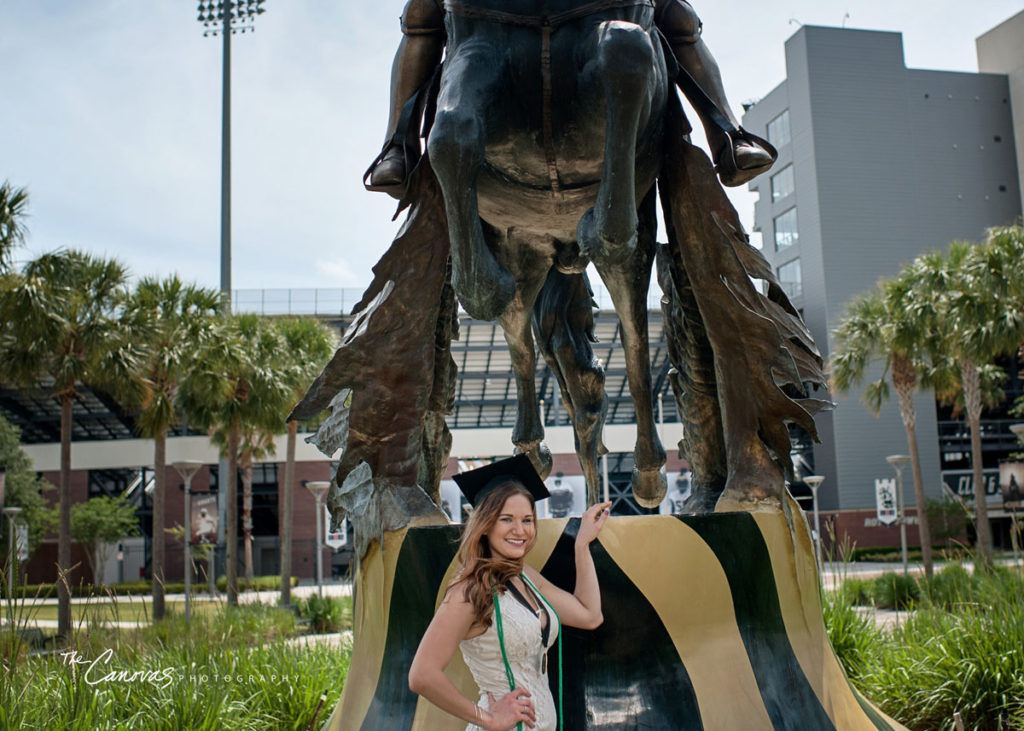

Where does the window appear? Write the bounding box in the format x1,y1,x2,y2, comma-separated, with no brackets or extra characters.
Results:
773,208,798,250
771,165,794,201
777,259,802,299
767,110,791,147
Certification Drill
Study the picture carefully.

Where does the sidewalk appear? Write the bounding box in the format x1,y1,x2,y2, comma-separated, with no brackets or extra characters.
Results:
1,580,354,631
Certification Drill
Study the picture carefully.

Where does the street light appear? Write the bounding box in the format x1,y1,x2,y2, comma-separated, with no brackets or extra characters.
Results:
804,475,825,571
4,506,23,617
196,0,268,302
172,461,204,623
886,455,912,576
305,481,331,598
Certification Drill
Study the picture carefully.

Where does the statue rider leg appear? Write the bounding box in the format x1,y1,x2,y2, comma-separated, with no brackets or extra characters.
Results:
365,0,774,192
366,0,444,196
654,0,776,186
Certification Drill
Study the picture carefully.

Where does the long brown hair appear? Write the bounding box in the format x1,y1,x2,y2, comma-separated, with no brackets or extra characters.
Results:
451,481,537,627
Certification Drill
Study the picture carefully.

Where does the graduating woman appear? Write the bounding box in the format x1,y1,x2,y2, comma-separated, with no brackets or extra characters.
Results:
409,454,612,730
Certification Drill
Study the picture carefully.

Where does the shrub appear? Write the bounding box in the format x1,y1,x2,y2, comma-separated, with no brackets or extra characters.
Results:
836,577,872,606
216,574,298,592
920,563,973,610
297,594,352,634
870,571,920,610
823,590,879,679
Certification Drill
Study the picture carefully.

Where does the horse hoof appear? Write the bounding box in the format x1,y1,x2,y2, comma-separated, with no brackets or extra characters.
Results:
456,266,516,321
514,442,553,480
714,471,784,513
577,208,607,261
681,488,721,515
631,467,666,508
554,241,590,275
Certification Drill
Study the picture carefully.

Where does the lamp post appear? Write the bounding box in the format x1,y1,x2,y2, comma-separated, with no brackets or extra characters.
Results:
196,0,267,301
305,481,331,598
197,1,267,603
804,475,825,571
4,507,22,618
172,461,204,623
1009,424,1024,567
886,455,911,576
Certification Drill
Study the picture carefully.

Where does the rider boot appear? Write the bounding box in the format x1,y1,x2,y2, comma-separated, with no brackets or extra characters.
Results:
366,0,445,196
655,0,777,186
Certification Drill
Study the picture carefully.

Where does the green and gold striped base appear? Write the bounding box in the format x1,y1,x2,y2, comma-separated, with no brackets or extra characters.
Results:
324,506,904,730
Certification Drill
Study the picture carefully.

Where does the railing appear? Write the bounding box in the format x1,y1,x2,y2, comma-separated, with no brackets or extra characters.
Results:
232,288,367,317
233,285,666,317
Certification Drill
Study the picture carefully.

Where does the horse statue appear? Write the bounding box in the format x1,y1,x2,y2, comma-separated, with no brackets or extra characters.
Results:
291,0,829,556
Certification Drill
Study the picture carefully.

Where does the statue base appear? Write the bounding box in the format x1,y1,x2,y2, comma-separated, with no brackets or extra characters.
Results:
322,504,905,730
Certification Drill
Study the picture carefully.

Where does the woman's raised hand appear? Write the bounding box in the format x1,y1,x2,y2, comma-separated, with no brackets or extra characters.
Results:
484,689,536,730
575,501,612,547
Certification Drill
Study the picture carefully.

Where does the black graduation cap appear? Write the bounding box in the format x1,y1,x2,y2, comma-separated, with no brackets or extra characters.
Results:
453,454,551,507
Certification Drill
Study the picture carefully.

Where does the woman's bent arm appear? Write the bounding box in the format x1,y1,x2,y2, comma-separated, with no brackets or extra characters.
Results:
526,501,611,630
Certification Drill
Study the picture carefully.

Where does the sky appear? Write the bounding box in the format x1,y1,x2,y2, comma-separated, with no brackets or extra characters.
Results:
2,1,1022,295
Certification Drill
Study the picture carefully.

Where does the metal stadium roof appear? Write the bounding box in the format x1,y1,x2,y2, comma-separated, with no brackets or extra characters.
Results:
0,303,679,446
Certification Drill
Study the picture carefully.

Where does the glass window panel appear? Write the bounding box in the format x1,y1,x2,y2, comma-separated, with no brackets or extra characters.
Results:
767,110,791,147
771,165,794,201
773,208,798,250
777,259,802,299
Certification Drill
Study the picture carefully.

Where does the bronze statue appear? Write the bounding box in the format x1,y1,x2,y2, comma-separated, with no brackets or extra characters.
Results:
292,0,826,553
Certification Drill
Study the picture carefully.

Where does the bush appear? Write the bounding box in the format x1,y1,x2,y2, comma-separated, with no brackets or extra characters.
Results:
870,571,920,610
823,590,878,679
1,601,349,729
920,563,973,610
855,594,1024,729
836,577,872,606
216,575,298,592
297,594,352,634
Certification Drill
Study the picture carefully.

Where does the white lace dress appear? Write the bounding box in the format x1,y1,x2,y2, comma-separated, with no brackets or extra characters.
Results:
459,582,560,731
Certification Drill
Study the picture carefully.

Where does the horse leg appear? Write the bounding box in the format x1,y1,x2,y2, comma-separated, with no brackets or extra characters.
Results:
532,268,607,505
594,189,666,507
578,20,657,262
427,48,516,321
497,233,555,480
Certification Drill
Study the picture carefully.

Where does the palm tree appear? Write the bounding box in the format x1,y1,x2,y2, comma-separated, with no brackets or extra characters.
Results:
0,250,133,638
0,181,30,270
180,313,289,605
121,276,223,620
274,317,336,606
238,428,275,581
907,235,1024,565
831,278,939,577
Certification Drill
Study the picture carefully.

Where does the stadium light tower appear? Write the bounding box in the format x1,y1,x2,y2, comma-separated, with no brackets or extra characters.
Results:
197,0,267,303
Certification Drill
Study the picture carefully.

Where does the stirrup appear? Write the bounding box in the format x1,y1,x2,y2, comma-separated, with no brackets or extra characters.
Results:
363,141,418,200
714,127,778,188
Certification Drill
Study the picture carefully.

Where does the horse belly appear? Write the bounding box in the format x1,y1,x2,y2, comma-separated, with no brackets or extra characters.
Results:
476,165,598,240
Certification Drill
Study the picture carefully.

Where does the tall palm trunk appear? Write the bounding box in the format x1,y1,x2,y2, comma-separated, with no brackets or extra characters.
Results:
280,419,297,607
152,431,166,620
57,395,72,640
961,357,993,565
241,448,254,581
226,422,240,606
892,354,933,577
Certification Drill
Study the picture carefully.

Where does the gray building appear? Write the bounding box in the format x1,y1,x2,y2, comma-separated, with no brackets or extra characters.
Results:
977,10,1024,214
742,25,1021,542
